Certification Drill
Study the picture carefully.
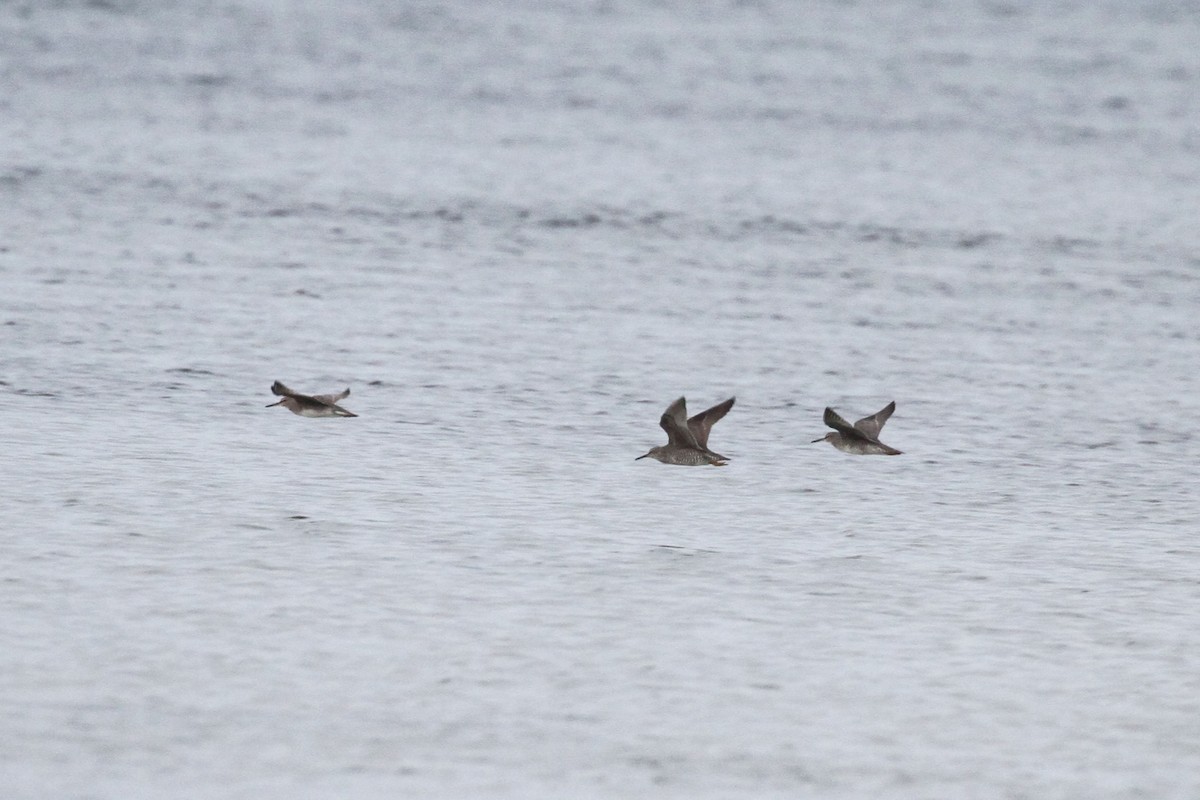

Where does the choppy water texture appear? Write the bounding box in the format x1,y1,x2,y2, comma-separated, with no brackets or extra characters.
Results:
3,1,1199,797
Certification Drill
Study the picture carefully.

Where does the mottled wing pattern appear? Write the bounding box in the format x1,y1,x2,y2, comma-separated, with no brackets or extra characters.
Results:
687,397,735,449
659,397,700,449
854,401,895,439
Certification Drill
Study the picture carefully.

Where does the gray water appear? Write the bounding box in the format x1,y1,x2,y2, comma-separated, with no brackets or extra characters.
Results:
3,1,1199,797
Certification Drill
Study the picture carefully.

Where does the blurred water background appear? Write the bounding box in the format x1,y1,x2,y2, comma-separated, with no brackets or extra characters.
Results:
2,1,1199,797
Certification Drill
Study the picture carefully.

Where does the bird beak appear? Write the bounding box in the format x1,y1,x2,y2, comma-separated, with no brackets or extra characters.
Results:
635,454,649,460
266,399,285,407
810,436,824,443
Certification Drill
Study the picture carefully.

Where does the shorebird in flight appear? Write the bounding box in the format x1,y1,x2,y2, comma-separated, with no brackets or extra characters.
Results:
637,396,735,466
813,401,901,455
266,381,357,418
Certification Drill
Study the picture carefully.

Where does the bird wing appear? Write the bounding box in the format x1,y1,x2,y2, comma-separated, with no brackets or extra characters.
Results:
271,381,301,398
659,397,700,449
854,401,896,439
824,407,871,441
687,397,735,448
313,388,351,404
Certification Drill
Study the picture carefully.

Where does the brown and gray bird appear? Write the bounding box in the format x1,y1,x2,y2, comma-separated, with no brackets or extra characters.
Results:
266,381,357,418
812,401,901,455
637,396,735,466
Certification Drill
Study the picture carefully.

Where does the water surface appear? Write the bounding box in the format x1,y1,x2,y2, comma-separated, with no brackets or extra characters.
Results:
2,2,1199,797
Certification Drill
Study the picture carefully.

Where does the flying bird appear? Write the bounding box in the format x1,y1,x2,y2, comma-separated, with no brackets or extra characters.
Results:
637,396,735,466
266,381,357,418
812,401,901,455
